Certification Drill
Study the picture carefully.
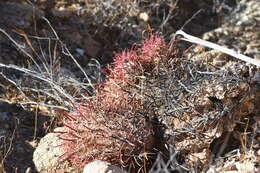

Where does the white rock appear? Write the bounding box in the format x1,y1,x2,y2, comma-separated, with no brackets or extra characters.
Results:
75,48,85,56
33,127,67,172
139,12,149,22
83,160,127,173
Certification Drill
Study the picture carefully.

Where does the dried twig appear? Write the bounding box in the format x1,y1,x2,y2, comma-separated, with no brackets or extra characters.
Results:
175,30,260,67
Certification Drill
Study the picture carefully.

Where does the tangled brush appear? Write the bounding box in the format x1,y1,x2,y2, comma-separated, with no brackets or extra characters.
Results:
58,34,170,172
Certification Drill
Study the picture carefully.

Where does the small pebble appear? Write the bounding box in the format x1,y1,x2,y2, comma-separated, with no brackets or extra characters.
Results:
83,160,126,173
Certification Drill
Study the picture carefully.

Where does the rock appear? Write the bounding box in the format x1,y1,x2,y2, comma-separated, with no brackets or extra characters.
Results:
201,0,260,60
188,0,260,68
0,2,45,64
0,101,22,138
34,143,128,172
51,8,74,18
76,48,85,56
33,127,67,173
139,12,149,22
84,34,101,57
0,2,44,29
83,160,127,173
